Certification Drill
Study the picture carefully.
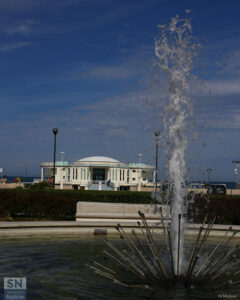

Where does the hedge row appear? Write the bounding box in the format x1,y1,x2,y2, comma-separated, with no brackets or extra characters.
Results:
0,189,153,220
188,194,240,225
0,189,239,224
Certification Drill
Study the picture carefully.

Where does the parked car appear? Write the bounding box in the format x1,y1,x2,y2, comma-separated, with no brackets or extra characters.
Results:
206,184,226,195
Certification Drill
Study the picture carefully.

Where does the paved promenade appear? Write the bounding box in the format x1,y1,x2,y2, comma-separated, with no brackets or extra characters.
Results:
0,221,239,239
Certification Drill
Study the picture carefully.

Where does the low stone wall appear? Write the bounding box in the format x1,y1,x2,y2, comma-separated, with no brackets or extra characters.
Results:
129,186,154,192
54,185,73,190
0,221,239,239
0,182,24,189
76,201,170,221
227,189,240,195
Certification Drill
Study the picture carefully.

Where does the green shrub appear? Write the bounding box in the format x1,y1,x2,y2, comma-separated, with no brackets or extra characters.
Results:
187,193,240,225
0,189,153,220
0,189,239,224
28,181,51,190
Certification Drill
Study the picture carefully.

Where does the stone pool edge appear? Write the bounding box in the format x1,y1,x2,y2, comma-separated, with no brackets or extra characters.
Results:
0,221,239,239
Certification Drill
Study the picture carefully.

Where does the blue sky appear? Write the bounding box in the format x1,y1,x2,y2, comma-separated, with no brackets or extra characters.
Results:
0,0,240,181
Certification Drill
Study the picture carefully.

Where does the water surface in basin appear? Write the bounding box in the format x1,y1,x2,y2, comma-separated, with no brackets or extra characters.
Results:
0,237,239,299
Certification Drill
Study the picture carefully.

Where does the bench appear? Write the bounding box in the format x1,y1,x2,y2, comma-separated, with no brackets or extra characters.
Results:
76,202,170,224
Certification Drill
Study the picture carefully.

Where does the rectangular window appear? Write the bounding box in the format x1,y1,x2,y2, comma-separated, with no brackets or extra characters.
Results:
115,169,117,181
76,168,78,180
73,168,75,180
84,168,86,180
112,169,114,181
87,168,89,180
123,170,125,181
120,170,122,181
133,170,136,173
81,168,83,180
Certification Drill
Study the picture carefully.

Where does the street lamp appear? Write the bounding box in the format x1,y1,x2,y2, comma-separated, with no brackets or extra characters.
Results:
52,128,58,188
206,168,212,184
60,151,65,190
155,130,160,192
232,160,240,184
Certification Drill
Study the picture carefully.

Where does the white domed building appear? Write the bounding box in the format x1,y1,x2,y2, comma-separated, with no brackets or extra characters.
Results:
40,156,156,191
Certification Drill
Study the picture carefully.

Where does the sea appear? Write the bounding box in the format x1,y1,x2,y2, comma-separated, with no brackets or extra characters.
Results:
3,176,40,183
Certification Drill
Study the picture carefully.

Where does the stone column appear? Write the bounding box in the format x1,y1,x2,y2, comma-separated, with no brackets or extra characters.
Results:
60,168,63,190
153,170,156,183
137,170,141,191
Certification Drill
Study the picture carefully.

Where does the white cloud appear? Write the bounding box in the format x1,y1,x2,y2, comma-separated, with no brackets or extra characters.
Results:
74,48,151,80
0,0,91,13
6,19,38,35
105,128,128,137
0,41,32,52
208,79,240,96
0,89,148,144
88,64,141,79
0,88,153,175
215,50,240,76
209,108,240,129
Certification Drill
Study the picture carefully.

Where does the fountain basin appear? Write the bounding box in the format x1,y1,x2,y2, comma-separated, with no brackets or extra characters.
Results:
0,221,239,239
0,236,239,299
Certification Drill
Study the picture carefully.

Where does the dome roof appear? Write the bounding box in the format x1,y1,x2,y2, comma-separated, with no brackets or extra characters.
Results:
78,156,120,163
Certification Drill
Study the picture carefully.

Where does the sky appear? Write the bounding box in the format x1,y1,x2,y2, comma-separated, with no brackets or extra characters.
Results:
0,0,240,182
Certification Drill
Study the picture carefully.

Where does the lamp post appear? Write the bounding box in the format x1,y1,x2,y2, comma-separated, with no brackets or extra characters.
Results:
206,168,212,184
60,151,65,190
155,130,160,192
52,128,58,188
232,160,240,184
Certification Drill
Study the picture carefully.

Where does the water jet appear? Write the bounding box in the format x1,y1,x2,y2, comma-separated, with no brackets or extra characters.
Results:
89,12,240,297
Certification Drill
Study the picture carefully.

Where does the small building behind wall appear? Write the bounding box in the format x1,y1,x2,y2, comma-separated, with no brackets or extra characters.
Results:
40,156,156,191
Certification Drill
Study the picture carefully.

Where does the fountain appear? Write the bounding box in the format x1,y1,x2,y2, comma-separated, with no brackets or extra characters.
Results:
88,12,240,296
154,12,197,275
88,213,239,291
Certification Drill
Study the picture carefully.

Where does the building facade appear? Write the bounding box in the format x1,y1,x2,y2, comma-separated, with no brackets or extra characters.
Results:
40,156,156,191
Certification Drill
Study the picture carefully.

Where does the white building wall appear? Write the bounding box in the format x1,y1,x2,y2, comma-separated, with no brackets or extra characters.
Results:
41,160,155,189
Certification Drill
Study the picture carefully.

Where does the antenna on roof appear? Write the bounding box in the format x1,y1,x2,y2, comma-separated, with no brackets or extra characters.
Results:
137,154,142,163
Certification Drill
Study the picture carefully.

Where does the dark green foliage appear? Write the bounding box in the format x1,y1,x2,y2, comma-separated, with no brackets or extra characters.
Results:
27,181,51,189
0,189,153,220
0,189,239,224
187,194,240,225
